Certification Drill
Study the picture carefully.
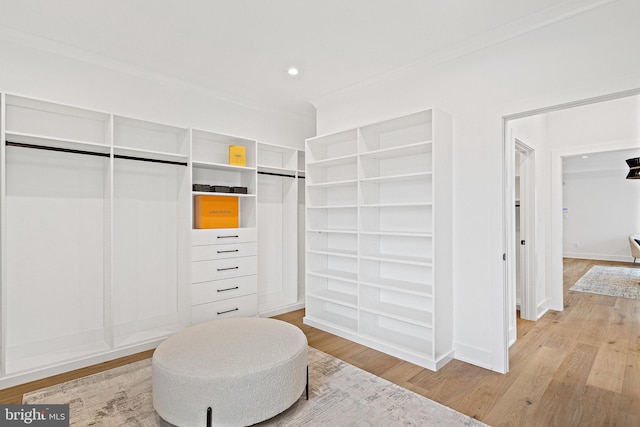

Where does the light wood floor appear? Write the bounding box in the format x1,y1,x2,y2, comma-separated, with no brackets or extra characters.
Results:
2,258,640,426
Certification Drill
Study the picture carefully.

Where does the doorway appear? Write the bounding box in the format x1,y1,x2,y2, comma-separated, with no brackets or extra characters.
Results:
502,88,640,372
504,136,537,348
515,140,536,324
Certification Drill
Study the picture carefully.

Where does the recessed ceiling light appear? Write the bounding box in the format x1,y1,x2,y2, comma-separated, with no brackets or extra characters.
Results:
581,155,589,159
287,67,299,76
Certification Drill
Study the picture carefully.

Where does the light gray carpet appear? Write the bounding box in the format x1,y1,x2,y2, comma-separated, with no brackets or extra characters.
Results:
23,347,487,426
570,265,640,299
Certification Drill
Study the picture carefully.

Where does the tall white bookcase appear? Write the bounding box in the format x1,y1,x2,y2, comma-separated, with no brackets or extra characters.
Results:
304,109,453,370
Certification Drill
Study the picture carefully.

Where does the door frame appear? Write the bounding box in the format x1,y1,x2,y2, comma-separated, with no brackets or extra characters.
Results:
515,140,536,322
501,87,640,372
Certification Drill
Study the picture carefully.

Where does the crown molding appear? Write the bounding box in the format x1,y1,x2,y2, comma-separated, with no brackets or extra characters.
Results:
0,26,316,122
310,0,617,109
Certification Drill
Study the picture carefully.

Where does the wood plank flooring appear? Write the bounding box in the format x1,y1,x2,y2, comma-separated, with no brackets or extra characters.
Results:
2,258,640,426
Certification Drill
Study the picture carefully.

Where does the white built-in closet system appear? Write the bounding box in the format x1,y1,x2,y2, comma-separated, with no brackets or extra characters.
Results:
304,109,453,371
0,93,304,387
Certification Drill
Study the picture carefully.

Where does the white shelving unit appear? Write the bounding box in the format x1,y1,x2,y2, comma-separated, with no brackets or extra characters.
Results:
190,130,258,324
0,92,306,387
112,116,190,347
304,109,453,371
0,95,191,383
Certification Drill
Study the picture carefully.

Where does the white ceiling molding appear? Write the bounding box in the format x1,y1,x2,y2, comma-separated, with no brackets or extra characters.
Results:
0,26,317,121
310,0,617,108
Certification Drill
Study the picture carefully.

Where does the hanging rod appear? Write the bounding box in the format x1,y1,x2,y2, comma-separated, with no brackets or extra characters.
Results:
258,170,296,178
6,141,110,158
6,141,187,166
114,154,187,166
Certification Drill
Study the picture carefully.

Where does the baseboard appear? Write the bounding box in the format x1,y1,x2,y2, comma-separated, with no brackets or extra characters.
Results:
259,302,305,318
453,342,493,371
563,252,633,263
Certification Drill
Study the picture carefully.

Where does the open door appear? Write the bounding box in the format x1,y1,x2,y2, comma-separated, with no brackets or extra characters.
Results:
505,133,537,349
515,140,536,322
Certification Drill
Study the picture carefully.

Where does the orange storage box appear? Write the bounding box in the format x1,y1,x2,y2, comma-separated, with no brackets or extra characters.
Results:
194,195,239,229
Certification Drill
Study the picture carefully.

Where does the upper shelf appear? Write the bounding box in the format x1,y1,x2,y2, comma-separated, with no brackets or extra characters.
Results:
5,131,111,155
192,160,256,172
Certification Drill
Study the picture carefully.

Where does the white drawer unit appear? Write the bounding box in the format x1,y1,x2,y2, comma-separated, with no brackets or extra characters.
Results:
192,228,257,246
192,275,258,305
192,242,257,261
191,222,258,324
192,294,258,324
192,256,257,283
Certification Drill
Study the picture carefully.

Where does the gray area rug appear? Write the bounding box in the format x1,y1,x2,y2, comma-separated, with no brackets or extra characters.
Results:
23,347,486,426
570,265,640,299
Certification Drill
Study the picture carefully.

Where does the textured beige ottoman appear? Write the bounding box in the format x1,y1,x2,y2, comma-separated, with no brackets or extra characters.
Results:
152,317,308,427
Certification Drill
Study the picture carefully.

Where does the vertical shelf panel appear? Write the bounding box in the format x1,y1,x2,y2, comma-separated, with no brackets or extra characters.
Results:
257,142,299,315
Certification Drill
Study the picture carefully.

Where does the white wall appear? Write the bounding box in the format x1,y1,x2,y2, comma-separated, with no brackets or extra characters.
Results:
563,154,640,261
312,0,640,372
0,37,315,148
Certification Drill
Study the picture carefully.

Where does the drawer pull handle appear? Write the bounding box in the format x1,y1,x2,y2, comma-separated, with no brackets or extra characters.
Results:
217,235,239,239
217,249,239,254
217,266,239,271
217,308,239,315
217,286,239,292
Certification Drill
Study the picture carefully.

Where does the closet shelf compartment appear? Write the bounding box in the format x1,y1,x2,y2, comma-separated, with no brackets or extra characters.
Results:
257,165,297,176
306,154,358,168
192,160,256,172
360,254,432,266
192,191,256,198
5,131,111,154
360,202,433,208
360,171,432,184
360,320,433,356
307,268,358,283
305,299,358,332
113,145,188,164
307,228,357,235
307,248,358,258
360,230,433,238
360,303,433,328
360,277,433,297
307,204,358,209
306,289,357,308
359,141,432,160
306,179,358,189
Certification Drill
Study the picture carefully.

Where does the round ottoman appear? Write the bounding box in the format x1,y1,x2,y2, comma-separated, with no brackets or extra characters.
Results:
152,317,308,427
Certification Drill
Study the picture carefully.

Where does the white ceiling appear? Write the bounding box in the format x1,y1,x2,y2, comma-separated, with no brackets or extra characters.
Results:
0,0,599,118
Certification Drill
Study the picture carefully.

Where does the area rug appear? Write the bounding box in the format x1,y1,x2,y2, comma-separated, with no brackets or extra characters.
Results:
570,265,640,299
23,347,486,426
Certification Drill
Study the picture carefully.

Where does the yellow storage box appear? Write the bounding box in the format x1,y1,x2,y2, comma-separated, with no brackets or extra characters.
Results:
194,195,239,229
229,145,247,166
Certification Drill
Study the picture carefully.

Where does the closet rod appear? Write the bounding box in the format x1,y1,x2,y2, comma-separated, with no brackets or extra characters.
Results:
258,170,296,178
114,154,187,167
6,141,110,158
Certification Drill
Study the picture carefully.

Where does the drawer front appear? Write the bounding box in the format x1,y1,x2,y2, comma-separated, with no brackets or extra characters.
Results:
192,275,257,305
192,228,257,246
192,256,257,283
192,242,257,261
192,294,257,324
